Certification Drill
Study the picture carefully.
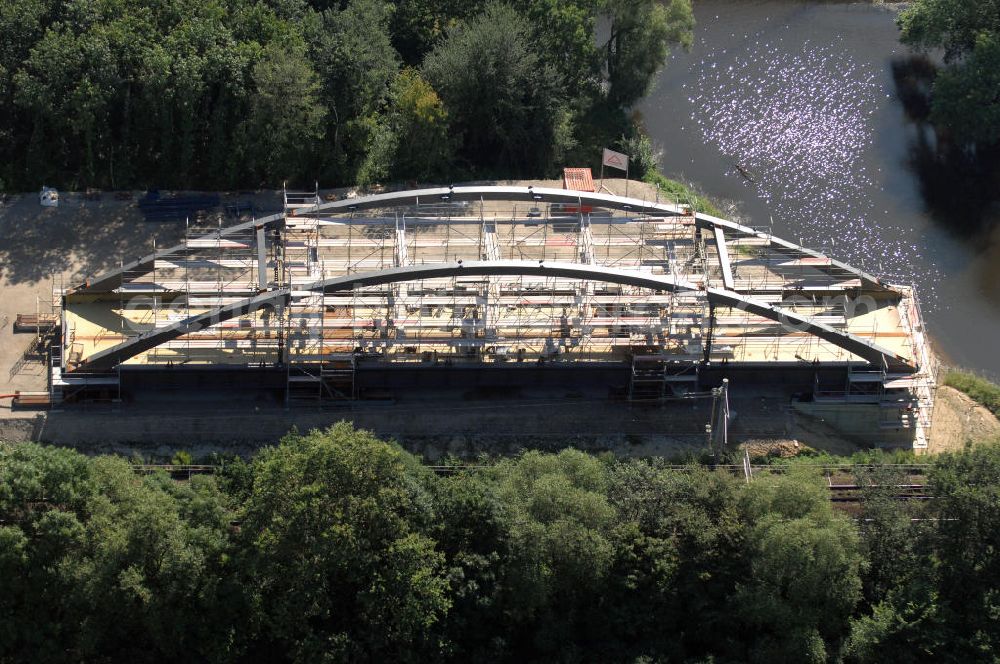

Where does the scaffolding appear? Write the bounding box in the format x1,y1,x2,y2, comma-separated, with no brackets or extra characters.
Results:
56,186,932,440
284,186,357,402
69,200,911,372
61,198,920,373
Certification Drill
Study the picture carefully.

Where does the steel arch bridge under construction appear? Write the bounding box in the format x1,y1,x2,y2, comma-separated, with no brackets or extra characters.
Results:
55,184,937,445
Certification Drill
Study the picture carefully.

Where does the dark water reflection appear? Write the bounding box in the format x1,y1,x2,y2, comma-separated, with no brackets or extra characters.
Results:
891,55,1000,238
639,0,1000,378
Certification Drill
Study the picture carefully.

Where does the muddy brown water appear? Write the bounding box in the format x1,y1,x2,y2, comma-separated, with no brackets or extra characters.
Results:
639,0,1000,379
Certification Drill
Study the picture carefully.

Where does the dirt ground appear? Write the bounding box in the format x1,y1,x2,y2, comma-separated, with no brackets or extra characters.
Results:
927,385,1000,453
0,388,868,462
0,194,160,396
0,190,192,401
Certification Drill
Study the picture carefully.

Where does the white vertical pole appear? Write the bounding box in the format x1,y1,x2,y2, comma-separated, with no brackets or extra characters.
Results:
721,378,729,450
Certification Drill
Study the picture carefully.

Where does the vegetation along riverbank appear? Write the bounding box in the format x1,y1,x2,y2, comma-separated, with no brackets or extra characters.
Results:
0,0,695,192
894,0,1000,234
942,370,1000,418
2,425,999,662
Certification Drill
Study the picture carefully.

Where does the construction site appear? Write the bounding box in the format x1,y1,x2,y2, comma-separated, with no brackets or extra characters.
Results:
0,175,939,453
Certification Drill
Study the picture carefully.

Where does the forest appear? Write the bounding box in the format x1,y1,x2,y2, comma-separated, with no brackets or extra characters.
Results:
2,426,999,663
3,0,997,230
898,0,1000,148
0,0,693,192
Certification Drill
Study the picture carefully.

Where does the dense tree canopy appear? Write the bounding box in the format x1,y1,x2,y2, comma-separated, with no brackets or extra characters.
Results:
847,443,1000,662
604,0,693,108
0,0,694,191
899,0,1000,146
3,431,999,662
422,2,571,176
239,423,449,662
926,33,1000,146
898,0,1000,62
0,443,239,663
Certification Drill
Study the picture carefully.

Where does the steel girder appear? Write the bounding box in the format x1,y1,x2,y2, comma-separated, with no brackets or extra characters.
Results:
77,260,915,373
69,185,886,294
301,186,884,289
78,291,284,371
69,212,286,294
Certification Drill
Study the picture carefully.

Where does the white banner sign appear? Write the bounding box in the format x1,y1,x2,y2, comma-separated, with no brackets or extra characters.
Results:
602,148,629,172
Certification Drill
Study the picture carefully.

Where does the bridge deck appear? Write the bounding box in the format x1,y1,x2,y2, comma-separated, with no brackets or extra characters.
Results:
62,192,918,370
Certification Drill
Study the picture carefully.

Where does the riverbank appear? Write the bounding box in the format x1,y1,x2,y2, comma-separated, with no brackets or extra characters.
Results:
941,370,1000,417
642,171,723,216
928,385,1000,452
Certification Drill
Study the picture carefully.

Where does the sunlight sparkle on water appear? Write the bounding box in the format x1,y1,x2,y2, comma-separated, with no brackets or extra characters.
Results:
688,37,939,299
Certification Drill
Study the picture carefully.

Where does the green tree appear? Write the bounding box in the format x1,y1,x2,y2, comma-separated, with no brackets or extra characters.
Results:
899,0,1000,146
853,464,924,607
898,0,1000,61
605,461,745,661
5,0,300,189
514,0,601,91
487,449,615,657
305,0,401,184
928,33,1000,145
357,68,452,186
13,23,118,185
925,443,1000,657
614,131,659,179
0,443,240,663
0,443,95,661
0,0,55,187
245,41,326,184
602,0,693,108
847,445,1000,662
0,0,53,84
429,468,510,660
390,0,486,66
733,471,864,663
422,2,571,177
846,579,950,664
239,423,451,663
70,462,240,662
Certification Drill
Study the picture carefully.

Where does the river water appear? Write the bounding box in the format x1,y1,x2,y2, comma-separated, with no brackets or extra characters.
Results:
638,0,1000,379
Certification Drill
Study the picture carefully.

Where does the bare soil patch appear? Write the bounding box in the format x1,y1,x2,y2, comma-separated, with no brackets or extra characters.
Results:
928,385,1000,453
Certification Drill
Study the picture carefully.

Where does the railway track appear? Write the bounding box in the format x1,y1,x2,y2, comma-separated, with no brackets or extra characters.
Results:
128,463,934,504
0,464,934,528
827,483,931,503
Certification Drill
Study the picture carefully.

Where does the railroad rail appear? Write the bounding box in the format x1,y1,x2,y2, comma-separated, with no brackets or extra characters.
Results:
0,463,934,528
